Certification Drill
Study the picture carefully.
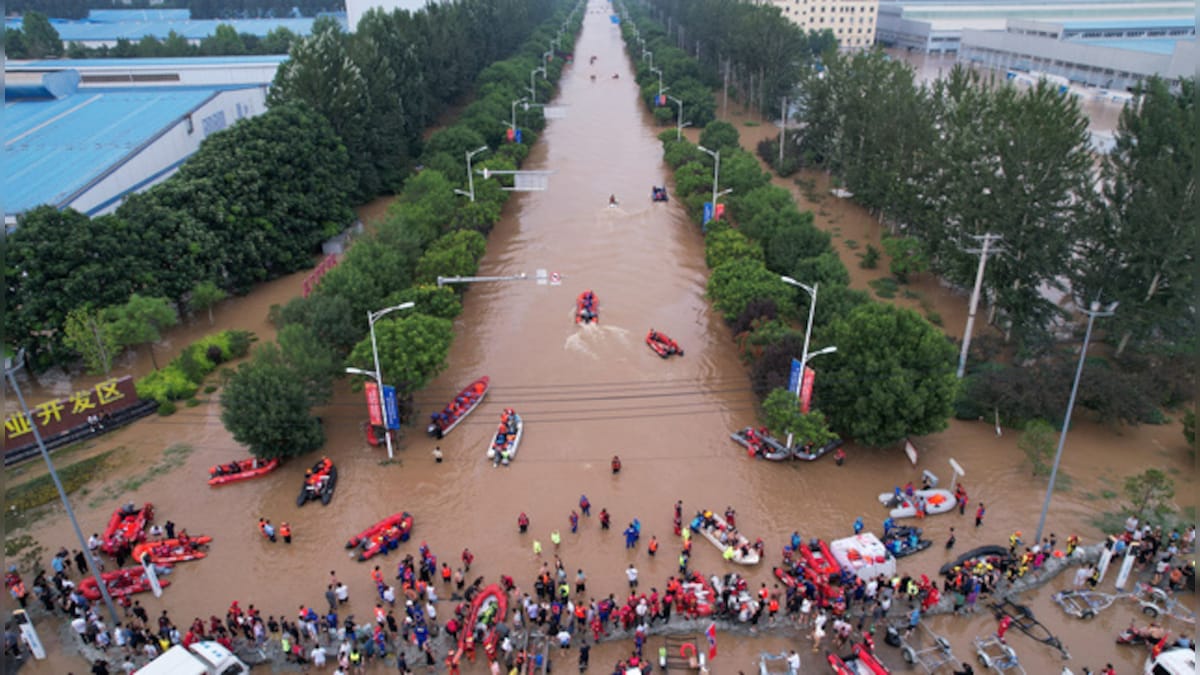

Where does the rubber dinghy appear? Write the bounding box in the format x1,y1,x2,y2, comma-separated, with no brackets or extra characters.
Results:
730,427,793,461
427,376,489,439
80,566,171,601
938,545,1011,576
576,290,598,324
208,458,279,486
102,502,154,554
457,584,508,658
132,536,212,564
646,329,684,358
690,510,761,565
487,408,523,466
827,643,891,674
347,512,414,562
792,437,844,462
882,526,932,558
877,488,956,519
297,458,337,507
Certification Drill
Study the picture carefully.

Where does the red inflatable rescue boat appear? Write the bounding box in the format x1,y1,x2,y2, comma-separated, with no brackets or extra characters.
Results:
208,458,279,486
79,566,171,601
132,536,211,564
101,503,154,555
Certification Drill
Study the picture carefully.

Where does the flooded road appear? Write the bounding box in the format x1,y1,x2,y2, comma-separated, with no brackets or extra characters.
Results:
6,4,1195,674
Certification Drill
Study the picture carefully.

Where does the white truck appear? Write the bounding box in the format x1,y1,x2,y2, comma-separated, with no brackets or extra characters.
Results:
138,641,249,675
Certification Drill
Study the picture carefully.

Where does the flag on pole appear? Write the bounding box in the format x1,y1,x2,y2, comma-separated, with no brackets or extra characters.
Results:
704,622,717,659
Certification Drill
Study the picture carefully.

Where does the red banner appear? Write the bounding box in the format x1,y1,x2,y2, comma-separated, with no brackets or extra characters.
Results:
799,367,816,414
364,382,383,427
4,376,139,446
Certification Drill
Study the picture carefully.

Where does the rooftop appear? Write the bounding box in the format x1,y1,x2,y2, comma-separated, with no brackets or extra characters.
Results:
9,55,291,69
1078,38,1189,53
4,12,346,41
4,85,255,217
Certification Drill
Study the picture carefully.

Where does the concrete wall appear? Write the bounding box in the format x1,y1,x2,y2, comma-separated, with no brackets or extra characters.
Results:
69,86,268,217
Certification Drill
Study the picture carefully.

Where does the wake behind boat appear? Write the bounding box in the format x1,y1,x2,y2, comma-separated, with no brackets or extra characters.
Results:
690,510,761,565
487,408,523,466
427,376,489,439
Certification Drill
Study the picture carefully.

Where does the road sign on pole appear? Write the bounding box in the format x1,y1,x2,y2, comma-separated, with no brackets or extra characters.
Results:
550,272,562,286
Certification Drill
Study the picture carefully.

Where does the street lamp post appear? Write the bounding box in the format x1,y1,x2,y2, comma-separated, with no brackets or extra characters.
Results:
363,301,415,460
1033,299,1117,544
643,50,654,70
542,51,552,76
667,95,687,141
453,146,489,202
780,276,820,395
649,67,664,97
510,98,528,132
4,353,121,625
530,67,546,102
697,145,721,218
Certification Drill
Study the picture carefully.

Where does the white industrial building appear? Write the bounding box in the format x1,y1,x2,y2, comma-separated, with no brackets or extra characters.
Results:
758,0,880,49
4,57,284,227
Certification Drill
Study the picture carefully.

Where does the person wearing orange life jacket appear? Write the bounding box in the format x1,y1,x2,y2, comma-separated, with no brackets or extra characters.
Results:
648,536,658,556
280,523,292,544
611,456,622,474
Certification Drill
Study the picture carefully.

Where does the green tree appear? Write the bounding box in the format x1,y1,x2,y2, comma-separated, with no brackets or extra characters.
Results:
272,294,362,356
707,258,796,321
699,120,740,154
188,281,228,325
104,294,179,370
18,12,64,58
817,303,958,446
414,230,487,285
220,344,325,460
386,285,463,321
762,388,837,445
705,227,764,270
1123,468,1176,522
881,236,927,283
1017,419,1056,476
199,24,246,55
346,313,454,395
6,28,27,58
276,324,340,406
1073,77,1198,356
1184,408,1196,449
62,307,119,375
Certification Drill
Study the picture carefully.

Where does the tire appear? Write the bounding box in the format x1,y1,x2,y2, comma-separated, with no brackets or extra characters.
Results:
935,637,952,652
902,646,916,664
1003,646,1017,661
1081,609,1095,619
1143,605,1159,618
978,652,992,668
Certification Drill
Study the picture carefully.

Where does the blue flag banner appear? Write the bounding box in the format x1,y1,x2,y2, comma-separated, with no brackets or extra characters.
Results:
382,385,400,430
788,358,803,394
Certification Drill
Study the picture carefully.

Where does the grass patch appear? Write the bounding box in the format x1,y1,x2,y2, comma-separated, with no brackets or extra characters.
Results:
5,450,118,531
743,120,760,127
185,398,204,407
902,289,921,300
88,444,194,508
1081,492,1098,501
3,535,46,572
1101,489,1118,499
204,384,218,394
869,277,900,299
844,239,859,250
925,311,943,327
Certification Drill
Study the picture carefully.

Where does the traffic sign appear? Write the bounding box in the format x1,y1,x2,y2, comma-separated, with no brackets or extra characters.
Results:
550,272,561,286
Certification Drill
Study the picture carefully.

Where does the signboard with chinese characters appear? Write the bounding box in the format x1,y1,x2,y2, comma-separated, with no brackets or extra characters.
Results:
4,376,139,446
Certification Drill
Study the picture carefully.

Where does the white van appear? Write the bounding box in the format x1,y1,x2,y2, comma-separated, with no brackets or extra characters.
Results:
1145,647,1196,675
138,641,249,675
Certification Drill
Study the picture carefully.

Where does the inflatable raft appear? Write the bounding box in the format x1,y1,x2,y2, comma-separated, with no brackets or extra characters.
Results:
730,427,793,461
678,572,717,617
346,512,414,562
101,503,154,554
828,643,891,674
208,458,279,486
939,545,1011,576
131,536,211,564
457,584,508,657
487,409,523,466
792,437,844,462
296,458,337,507
79,566,171,601
427,376,489,439
882,526,932,558
576,290,598,324
877,488,956,519
690,511,761,565
646,329,683,358
651,186,669,202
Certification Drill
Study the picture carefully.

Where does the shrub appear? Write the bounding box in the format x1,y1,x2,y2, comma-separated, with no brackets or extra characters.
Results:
860,244,880,269
157,400,177,416
136,365,199,403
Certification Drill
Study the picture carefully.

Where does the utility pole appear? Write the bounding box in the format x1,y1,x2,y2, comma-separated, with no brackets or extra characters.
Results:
779,96,787,167
956,233,1004,378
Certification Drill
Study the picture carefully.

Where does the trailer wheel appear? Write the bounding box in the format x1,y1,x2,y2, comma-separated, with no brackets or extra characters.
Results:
978,652,992,669
1143,605,1159,618
902,646,916,664
936,637,952,652
1081,609,1095,619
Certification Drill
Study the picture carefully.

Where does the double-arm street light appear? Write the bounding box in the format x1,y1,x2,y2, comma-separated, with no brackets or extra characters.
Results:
667,95,689,141
1033,299,1118,544
696,145,722,218
530,67,547,103
350,301,415,460
649,66,665,97
453,146,489,203
780,276,821,396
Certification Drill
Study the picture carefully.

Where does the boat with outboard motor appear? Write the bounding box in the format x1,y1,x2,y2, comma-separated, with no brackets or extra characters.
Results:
882,526,932,558
131,535,211,564
793,437,844,462
576,290,598,324
208,458,279,486
487,408,523,466
296,458,337,506
346,512,414,561
652,186,669,202
427,376,489,439
690,510,761,565
646,329,683,358
730,427,793,461
456,583,508,659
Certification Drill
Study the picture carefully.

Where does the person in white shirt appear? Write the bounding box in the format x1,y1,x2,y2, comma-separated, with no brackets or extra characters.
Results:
626,565,638,589
786,650,801,674
335,582,349,603
310,644,327,666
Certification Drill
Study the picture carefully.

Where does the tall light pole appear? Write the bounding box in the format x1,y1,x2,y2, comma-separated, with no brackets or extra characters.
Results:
643,50,654,70
510,98,528,132
780,276,820,399
542,50,552,76
697,145,721,220
1033,299,1117,545
4,352,120,625
667,95,687,141
530,67,546,103
649,66,664,97
362,301,415,460
453,146,488,202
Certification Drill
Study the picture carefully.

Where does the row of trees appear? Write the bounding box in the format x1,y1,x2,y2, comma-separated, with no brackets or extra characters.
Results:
793,52,1197,360
220,7,580,459
620,8,959,448
4,11,297,59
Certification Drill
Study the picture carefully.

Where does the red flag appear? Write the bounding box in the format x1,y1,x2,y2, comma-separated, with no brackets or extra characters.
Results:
704,622,717,659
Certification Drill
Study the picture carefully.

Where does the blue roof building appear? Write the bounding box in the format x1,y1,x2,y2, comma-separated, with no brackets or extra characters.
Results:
4,71,268,226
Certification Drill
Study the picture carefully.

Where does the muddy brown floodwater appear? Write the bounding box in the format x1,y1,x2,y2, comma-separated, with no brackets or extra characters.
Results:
6,3,1195,673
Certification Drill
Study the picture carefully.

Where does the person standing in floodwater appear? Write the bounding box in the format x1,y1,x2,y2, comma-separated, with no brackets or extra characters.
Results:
518,513,530,534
